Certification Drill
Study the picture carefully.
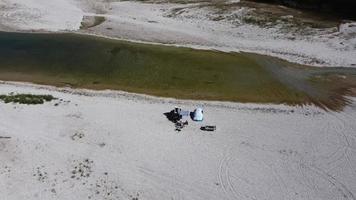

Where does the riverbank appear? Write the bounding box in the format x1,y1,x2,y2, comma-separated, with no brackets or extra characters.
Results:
0,0,355,67
1,81,356,200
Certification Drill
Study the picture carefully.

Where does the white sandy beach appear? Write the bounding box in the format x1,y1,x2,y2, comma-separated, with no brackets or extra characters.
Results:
0,0,355,67
1,1,356,199
0,0,83,31
1,81,356,200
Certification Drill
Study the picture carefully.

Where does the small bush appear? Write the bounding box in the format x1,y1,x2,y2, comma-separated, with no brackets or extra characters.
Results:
0,94,56,105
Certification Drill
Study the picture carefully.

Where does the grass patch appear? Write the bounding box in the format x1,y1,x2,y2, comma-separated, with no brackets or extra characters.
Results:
0,93,55,105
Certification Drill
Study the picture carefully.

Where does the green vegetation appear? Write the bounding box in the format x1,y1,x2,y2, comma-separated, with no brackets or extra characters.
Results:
0,32,355,110
0,94,55,104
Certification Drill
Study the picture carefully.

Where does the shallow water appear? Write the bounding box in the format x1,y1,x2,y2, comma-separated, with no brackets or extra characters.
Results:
0,31,355,110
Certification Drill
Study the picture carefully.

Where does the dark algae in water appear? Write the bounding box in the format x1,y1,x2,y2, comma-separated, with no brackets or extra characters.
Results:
0,32,355,110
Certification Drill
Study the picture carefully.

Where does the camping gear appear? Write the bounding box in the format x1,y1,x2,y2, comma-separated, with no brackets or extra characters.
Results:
175,120,189,132
165,108,183,123
178,110,190,117
193,108,204,121
165,107,191,123
200,126,216,131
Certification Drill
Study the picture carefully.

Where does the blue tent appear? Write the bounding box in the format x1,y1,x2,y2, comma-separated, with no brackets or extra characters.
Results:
193,108,204,121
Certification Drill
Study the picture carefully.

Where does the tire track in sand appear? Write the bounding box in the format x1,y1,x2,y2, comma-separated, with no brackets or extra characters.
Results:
218,146,289,200
218,149,244,200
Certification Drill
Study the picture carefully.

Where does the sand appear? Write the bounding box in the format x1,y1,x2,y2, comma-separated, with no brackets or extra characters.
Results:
1,81,356,200
0,0,83,31
1,1,356,199
0,0,355,67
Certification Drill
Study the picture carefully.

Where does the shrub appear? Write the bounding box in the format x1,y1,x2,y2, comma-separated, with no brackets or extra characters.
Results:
0,94,56,105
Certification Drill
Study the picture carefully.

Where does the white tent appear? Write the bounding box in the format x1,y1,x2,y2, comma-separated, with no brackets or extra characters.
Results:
193,108,203,121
